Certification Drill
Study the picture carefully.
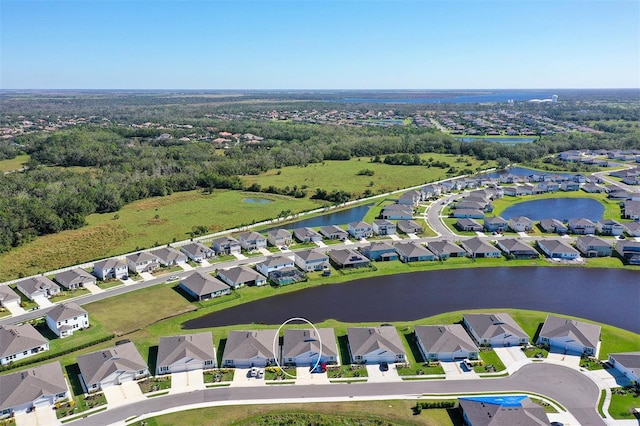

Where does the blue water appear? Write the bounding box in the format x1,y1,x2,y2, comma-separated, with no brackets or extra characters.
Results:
501,198,604,221
339,91,554,104
263,204,371,232
455,137,536,143
242,198,274,204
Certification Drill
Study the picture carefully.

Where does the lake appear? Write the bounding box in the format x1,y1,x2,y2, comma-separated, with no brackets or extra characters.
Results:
501,198,604,221
184,267,640,333
263,204,371,232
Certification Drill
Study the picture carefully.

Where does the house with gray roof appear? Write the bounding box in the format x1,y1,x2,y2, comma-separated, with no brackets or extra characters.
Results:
218,266,267,288
623,221,640,237
221,330,278,368
292,227,323,243
622,200,640,220
347,326,406,364
294,249,330,272
236,231,267,251
537,315,600,356
426,240,467,260
483,216,507,233
281,328,339,366
360,242,398,261
568,218,596,235
372,219,396,236
539,218,568,234
452,209,484,219
537,239,580,259
77,342,149,391
575,235,612,257
156,332,216,375
455,218,483,232
54,268,96,290
496,238,538,259
0,286,20,308
414,325,478,362
508,216,533,233
596,219,624,236
380,204,413,220
463,313,528,347
328,249,370,269
608,352,640,384
126,251,160,274
0,362,69,419
347,221,373,239
460,237,501,258
459,396,549,426
615,240,640,265
397,190,422,207
16,276,60,300
45,302,89,338
267,229,293,247
394,242,435,262
0,324,48,366
320,225,348,241
93,258,128,280
179,272,230,301
180,242,215,263
256,255,295,276
211,236,241,255
150,246,188,266
396,219,423,234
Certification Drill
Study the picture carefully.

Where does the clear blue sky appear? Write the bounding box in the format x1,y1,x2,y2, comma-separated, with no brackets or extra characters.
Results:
1,0,638,89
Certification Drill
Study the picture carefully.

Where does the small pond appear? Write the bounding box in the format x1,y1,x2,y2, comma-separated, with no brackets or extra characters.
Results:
242,198,274,204
501,198,604,221
263,204,372,232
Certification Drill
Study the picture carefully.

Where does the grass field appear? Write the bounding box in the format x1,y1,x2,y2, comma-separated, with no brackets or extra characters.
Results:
242,154,495,197
608,389,640,419
0,154,29,172
130,399,460,426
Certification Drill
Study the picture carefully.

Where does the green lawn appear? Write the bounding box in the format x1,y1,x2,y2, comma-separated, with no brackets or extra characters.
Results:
397,363,445,376
608,388,640,419
326,364,368,379
0,154,29,172
203,369,234,383
138,376,172,393
474,350,507,373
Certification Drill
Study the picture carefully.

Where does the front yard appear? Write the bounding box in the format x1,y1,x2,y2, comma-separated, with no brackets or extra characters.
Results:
326,364,368,379
396,362,445,376
264,366,296,380
203,369,234,383
55,393,107,419
522,346,549,359
473,349,507,373
609,386,640,419
138,376,172,394
580,357,605,370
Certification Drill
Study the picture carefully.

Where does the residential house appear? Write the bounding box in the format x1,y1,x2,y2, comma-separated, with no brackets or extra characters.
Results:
256,255,295,276
0,324,49,365
454,201,486,211
460,237,501,258
267,229,293,247
126,252,160,274
508,216,533,233
211,236,241,255
496,238,539,259
380,205,413,220
608,352,640,384
16,276,60,300
537,181,560,192
180,242,215,263
217,266,267,288
0,286,20,309
459,396,549,426
582,183,605,193
397,190,421,207
455,218,483,232
151,247,188,266
347,326,406,364
156,332,216,375
426,240,467,260
347,221,373,239
93,258,128,280
268,266,306,286
394,242,435,262
503,186,525,197
539,218,568,235
328,249,370,269
483,216,507,233
45,302,89,338
293,227,323,243
179,272,230,301
451,209,484,219
236,231,267,251
596,219,624,236
537,239,581,259
567,218,596,235
319,225,349,241
576,235,613,257
421,184,441,199
54,268,96,290
622,200,640,220
372,219,396,236
294,249,330,272
623,221,640,237
396,220,423,234
609,189,632,200
414,325,479,362
537,315,600,356
281,328,339,366
0,362,69,419
463,313,529,347
221,330,278,368
360,242,398,261
77,342,149,391
615,240,640,265
560,181,580,191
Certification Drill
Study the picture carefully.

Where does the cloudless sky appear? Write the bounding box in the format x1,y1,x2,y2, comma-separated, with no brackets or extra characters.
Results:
1,0,639,89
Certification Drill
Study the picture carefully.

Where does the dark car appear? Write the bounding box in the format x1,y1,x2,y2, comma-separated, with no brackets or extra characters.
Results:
380,362,389,372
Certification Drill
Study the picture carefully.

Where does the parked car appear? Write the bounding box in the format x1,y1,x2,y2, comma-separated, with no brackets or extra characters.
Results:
380,362,389,372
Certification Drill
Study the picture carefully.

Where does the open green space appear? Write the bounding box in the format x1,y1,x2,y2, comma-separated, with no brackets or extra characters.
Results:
0,154,29,172
608,387,640,419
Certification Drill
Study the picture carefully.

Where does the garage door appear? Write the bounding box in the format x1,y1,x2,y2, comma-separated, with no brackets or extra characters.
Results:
115,373,135,384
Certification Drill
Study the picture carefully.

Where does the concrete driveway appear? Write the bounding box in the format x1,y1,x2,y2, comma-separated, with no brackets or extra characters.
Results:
365,364,400,383
230,368,265,387
33,296,54,308
14,406,59,426
170,370,204,394
139,272,155,281
494,347,527,369
103,381,145,408
295,367,330,385
4,302,26,316
180,263,194,271
83,282,104,295
441,360,480,380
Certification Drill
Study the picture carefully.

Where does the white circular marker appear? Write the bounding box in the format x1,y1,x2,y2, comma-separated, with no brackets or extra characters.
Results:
272,317,323,380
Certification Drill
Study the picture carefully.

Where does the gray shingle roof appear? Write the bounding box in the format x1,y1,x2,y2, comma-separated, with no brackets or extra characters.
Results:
16,276,60,297
180,242,213,258
0,324,48,358
497,238,537,254
539,239,580,255
126,251,160,264
281,328,338,360
0,285,20,305
156,332,215,368
218,266,266,284
295,249,329,262
0,362,68,411
539,315,601,350
77,342,147,387
462,237,499,254
609,352,640,377
459,397,548,426
150,247,187,264
46,302,88,322
328,249,370,266
426,240,466,256
180,272,229,296
222,330,278,361
347,326,404,358
293,227,322,241
55,268,95,288
394,242,434,258
414,325,478,354
93,258,127,271
463,313,528,341
258,255,294,268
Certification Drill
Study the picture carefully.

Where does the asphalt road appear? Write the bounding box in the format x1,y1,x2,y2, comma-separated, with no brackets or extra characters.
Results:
74,363,604,426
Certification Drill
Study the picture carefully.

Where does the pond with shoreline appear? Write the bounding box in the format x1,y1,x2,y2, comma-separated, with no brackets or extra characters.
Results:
184,267,640,333
500,198,605,222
